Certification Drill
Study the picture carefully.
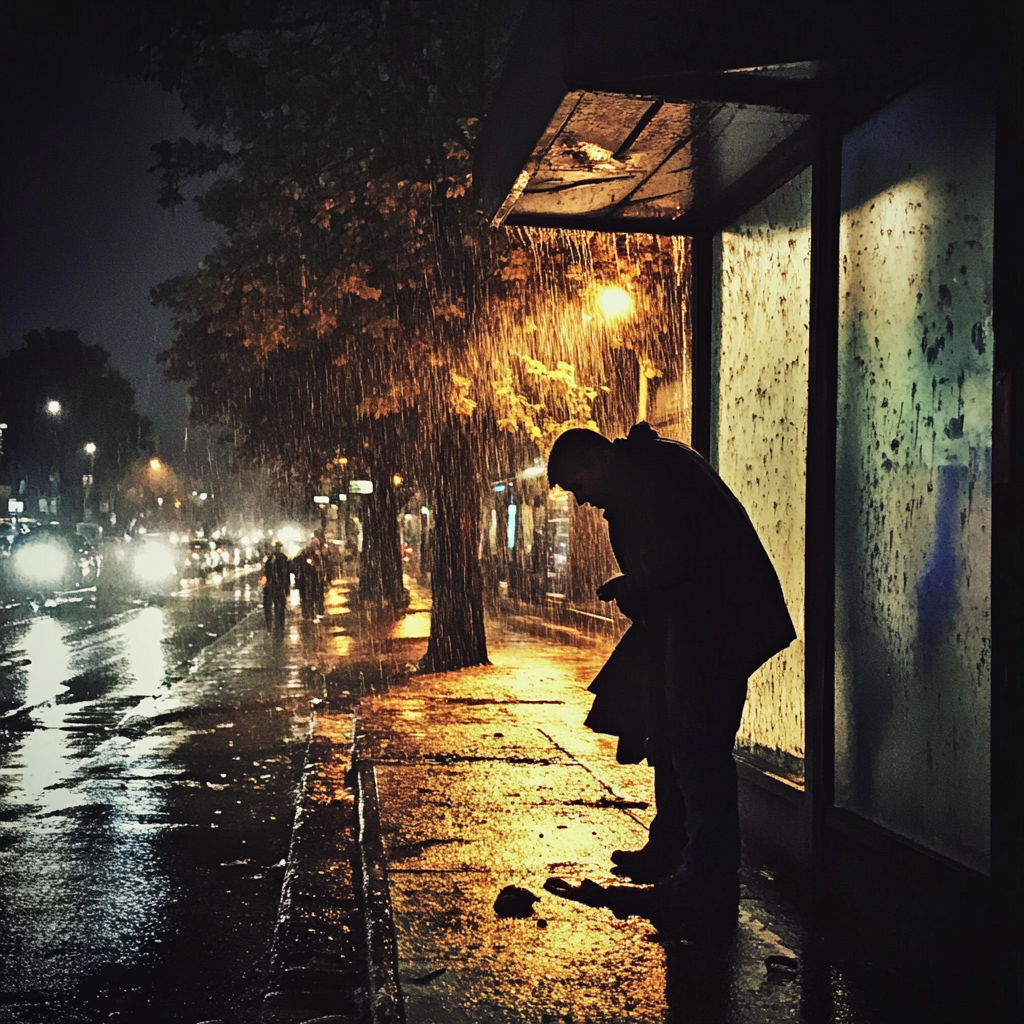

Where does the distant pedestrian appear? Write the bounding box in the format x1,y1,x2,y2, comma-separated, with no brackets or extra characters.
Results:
293,542,325,619
545,423,795,932
262,541,291,631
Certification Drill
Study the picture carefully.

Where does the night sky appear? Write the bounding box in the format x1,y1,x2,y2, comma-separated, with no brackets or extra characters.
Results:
1,40,218,463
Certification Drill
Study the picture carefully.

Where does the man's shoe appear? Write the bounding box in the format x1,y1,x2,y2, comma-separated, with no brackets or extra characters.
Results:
610,844,681,884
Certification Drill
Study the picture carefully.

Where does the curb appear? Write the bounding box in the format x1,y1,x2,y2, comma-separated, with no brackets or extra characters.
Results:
261,707,318,1006
260,700,367,1024
356,759,405,1024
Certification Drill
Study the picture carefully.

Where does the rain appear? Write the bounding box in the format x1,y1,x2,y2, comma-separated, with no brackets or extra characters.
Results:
0,2,1013,1023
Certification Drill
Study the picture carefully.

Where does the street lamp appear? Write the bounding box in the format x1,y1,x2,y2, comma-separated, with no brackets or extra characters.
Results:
82,442,97,520
594,284,655,423
596,284,633,320
42,400,63,517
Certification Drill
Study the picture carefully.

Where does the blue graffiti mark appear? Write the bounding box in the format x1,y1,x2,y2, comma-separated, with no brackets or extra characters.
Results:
916,463,965,644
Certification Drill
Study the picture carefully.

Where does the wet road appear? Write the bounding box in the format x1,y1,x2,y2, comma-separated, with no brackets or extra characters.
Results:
0,572,322,1023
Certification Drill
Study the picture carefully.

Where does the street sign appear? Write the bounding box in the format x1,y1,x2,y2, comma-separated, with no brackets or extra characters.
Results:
7,498,24,514
312,494,331,505
349,480,373,494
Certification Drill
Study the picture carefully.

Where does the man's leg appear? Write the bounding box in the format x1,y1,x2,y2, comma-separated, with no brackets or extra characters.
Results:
612,707,689,879
263,589,272,631
611,634,687,881
661,621,747,910
666,692,745,892
647,759,689,854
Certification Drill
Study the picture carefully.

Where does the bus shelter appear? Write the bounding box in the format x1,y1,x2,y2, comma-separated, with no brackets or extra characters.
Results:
477,0,1020,1000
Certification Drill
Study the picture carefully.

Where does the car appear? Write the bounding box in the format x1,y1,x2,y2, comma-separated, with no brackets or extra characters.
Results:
212,537,242,569
7,523,102,606
182,539,217,577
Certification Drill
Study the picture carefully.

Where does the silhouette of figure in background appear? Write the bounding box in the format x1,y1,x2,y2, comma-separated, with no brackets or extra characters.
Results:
546,423,795,934
293,541,326,619
262,540,291,631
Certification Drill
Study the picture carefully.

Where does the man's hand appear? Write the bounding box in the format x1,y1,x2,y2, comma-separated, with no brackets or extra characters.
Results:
596,575,625,602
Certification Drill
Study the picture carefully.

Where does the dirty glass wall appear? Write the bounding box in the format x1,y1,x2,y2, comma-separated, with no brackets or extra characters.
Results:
834,69,994,872
711,169,811,780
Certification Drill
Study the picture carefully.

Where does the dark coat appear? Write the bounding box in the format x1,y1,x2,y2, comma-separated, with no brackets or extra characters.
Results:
263,551,291,595
585,423,796,761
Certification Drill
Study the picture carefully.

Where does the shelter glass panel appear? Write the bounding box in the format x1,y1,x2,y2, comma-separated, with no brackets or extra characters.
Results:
834,69,994,872
711,168,811,781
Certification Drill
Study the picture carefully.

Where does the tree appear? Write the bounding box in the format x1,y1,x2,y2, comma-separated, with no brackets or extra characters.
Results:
96,0,688,671
0,329,152,521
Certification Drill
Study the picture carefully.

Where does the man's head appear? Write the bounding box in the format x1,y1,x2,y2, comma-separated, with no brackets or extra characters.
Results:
547,428,614,509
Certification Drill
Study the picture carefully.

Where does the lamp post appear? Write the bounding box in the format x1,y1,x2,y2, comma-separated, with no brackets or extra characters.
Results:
595,284,651,422
148,458,165,527
83,443,96,521
44,399,62,517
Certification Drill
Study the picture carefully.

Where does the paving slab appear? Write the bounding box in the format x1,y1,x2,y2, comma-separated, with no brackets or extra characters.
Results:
280,579,968,1024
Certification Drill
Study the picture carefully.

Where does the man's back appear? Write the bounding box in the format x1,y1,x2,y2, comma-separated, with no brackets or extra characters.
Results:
265,551,290,590
603,423,795,678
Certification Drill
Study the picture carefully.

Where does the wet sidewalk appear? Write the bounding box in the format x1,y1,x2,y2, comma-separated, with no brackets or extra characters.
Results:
271,579,954,1024
348,621,892,1024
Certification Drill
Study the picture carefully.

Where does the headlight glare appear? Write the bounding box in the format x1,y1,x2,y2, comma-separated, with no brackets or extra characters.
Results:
14,542,69,584
135,545,178,582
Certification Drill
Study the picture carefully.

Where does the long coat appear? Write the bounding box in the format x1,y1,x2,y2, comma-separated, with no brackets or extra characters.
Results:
584,423,796,762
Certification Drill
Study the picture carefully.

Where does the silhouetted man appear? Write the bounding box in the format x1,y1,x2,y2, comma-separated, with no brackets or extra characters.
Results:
546,422,795,931
262,541,291,631
293,542,326,619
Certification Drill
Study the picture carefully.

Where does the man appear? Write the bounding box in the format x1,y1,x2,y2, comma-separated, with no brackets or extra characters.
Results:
545,422,795,931
293,541,326,619
262,540,291,631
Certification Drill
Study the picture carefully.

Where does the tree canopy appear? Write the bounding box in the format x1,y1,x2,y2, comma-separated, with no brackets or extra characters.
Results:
90,0,689,669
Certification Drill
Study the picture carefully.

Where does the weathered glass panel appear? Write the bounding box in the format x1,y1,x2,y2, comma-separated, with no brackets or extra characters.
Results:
712,168,811,781
835,69,994,872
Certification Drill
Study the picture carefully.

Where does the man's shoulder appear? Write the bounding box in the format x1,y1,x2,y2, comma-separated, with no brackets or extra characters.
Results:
613,424,708,480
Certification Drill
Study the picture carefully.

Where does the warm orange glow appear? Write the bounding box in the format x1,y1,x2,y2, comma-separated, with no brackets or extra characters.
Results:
149,458,162,472
596,284,633,320
392,473,404,487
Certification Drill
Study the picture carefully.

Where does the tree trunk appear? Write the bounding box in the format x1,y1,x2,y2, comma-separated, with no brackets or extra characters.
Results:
419,418,489,672
358,457,407,608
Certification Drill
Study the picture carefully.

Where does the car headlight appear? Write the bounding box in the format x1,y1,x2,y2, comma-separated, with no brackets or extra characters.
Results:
14,542,69,584
135,545,178,582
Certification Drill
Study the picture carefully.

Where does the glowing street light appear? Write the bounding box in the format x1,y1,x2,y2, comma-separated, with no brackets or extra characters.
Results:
596,284,633,321
595,283,653,422
149,457,163,472
84,442,97,455
46,399,61,415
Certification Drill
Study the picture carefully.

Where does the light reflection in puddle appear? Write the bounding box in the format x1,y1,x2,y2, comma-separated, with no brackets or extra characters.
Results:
0,606,178,995
16,615,74,706
116,606,171,691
